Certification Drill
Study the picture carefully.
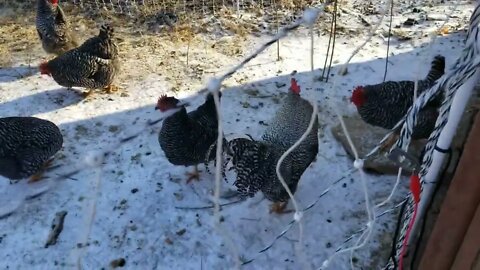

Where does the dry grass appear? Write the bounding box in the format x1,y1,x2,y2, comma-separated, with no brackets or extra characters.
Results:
0,0,335,94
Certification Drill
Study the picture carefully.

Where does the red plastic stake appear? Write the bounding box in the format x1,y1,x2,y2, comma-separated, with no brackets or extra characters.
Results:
399,174,422,270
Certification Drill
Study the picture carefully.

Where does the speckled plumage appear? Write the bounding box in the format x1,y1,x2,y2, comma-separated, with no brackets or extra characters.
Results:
159,93,227,167
0,117,63,180
36,0,79,56
354,55,445,139
227,80,319,202
43,24,119,90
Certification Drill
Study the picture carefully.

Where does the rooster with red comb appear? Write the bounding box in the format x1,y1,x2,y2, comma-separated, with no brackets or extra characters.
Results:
226,77,319,214
350,55,445,151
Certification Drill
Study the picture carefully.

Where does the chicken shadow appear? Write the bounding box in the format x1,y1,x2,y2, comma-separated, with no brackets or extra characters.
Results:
0,88,84,116
0,66,38,83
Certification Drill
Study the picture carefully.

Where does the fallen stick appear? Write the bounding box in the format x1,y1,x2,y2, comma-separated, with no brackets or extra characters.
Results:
45,211,68,248
175,199,244,210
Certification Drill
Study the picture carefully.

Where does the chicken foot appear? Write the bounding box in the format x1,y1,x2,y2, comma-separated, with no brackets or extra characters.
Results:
81,89,94,98
103,84,120,94
186,165,201,184
28,158,55,183
269,201,293,215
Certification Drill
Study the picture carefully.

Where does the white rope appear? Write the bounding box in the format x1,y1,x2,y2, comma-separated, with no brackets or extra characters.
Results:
376,167,403,208
270,10,321,270
71,161,103,270
198,6,326,96
205,6,325,267
209,82,241,269
337,0,392,76
318,112,375,270
383,2,480,268
364,0,461,159
316,0,394,267
335,199,407,252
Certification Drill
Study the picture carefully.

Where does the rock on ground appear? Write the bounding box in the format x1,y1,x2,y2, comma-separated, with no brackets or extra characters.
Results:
331,114,426,175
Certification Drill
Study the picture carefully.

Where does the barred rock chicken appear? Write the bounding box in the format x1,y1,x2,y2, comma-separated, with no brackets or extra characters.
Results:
0,117,63,182
227,78,319,214
156,92,227,183
39,24,120,97
36,0,79,56
351,55,445,150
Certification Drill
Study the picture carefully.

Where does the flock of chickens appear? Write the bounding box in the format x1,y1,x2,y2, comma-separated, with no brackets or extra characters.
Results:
0,0,447,215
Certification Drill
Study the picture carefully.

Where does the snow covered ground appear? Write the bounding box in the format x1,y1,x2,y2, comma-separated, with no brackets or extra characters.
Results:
0,1,475,269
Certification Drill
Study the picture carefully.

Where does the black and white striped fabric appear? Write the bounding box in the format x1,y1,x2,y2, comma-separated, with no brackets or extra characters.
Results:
383,2,480,269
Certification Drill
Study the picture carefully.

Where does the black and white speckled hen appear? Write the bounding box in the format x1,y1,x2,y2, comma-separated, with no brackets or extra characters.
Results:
0,117,63,182
36,0,79,56
350,55,445,149
155,92,227,183
226,78,319,214
39,24,120,97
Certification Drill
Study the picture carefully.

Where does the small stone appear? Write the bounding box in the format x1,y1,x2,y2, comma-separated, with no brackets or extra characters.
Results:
108,125,119,133
275,81,286,88
131,188,139,194
403,18,418,26
176,228,187,236
331,114,425,175
174,192,184,201
110,258,126,268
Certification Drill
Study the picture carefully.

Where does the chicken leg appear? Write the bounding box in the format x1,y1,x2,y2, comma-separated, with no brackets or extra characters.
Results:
81,89,94,98
28,158,55,183
186,165,201,184
269,202,293,215
103,84,119,94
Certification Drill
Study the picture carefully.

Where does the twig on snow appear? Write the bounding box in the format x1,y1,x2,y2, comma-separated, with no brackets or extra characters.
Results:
45,211,68,248
175,198,244,210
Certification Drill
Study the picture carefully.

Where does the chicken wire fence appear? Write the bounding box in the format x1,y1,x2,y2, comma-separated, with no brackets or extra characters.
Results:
55,0,327,28
1,0,476,268
67,0,319,14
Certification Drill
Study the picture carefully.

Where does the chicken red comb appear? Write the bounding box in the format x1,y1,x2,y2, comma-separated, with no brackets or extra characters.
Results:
351,86,365,107
39,61,51,76
290,78,301,94
157,94,180,105
156,94,179,111
50,0,59,4
158,94,168,102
